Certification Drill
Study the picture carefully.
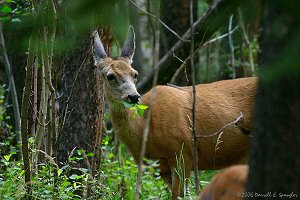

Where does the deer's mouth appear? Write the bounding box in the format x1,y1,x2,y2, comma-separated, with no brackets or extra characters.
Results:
122,93,141,104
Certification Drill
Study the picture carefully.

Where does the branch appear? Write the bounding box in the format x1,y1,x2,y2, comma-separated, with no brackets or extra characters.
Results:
228,14,236,79
196,112,244,138
169,25,239,84
137,0,242,92
202,25,239,47
128,0,189,42
0,23,21,138
36,149,59,169
135,1,161,198
20,32,36,197
238,7,255,75
190,0,200,195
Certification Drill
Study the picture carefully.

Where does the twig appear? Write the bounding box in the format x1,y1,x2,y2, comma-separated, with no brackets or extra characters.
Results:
238,7,255,76
31,46,38,139
128,0,190,42
35,49,45,166
197,112,244,138
170,51,188,84
169,26,238,84
134,2,160,199
213,132,223,168
205,46,210,83
228,14,236,79
36,149,59,169
202,25,239,47
190,0,200,195
0,23,21,140
137,0,243,91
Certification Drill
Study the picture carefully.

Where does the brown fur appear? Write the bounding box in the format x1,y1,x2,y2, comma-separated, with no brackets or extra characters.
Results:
198,165,248,200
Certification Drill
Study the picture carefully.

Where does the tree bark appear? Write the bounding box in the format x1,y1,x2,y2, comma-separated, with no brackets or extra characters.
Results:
56,33,104,168
246,0,300,196
20,34,36,198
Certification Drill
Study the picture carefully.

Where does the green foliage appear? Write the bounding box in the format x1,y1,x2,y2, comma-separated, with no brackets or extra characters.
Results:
0,83,217,199
0,0,31,23
99,135,171,199
0,158,24,199
0,85,19,157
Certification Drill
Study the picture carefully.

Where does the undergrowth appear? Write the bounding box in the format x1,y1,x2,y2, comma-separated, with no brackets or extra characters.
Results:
0,85,217,199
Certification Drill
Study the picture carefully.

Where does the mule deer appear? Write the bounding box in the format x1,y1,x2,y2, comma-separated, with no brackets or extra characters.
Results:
92,27,256,199
198,165,248,200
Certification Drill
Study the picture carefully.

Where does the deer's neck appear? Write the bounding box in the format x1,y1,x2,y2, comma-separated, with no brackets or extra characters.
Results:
108,93,144,160
108,101,130,130
107,99,143,159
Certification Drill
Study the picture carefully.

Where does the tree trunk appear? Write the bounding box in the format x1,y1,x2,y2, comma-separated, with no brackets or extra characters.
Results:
56,33,105,168
56,0,124,172
246,0,300,196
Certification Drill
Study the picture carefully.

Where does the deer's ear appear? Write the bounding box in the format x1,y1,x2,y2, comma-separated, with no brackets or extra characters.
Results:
92,30,107,65
120,26,135,64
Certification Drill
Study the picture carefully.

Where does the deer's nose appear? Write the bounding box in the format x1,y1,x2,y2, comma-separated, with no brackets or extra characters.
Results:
128,93,141,104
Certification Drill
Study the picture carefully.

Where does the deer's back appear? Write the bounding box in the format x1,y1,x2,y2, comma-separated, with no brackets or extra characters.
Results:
140,77,257,166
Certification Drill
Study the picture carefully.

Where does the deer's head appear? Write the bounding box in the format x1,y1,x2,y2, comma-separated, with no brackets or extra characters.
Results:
93,27,141,104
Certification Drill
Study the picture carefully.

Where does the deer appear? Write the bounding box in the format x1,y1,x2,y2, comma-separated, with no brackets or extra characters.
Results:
92,26,257,200
198,165,249,200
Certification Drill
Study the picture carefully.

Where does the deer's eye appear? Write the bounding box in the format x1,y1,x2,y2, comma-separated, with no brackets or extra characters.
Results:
107,73,115,81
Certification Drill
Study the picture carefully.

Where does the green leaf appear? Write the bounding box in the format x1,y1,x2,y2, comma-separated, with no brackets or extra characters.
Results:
86,152,94,157
108,152,114,159
125,160,133,165
69,157,77,161
136,104,149,110
129,106,136,111
77,149,84,155
69,174,77,180
79,168,89,173
4,154,10,161
137,108,145,117
136,104,149,117
11,18,21,22
75,175,83,180
132,112,137,119
104,113,110,120
28,137,34,144
1,6,12,13
122,101,135,108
